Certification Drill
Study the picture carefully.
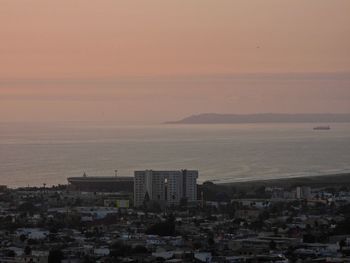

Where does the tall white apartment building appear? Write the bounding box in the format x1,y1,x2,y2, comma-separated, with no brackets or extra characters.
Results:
134,170,198,207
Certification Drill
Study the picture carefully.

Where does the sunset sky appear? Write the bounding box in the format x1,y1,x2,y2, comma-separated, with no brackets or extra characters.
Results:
1,0,350,123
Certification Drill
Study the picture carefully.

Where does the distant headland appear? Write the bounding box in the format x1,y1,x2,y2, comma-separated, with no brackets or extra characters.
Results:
166,113,350,124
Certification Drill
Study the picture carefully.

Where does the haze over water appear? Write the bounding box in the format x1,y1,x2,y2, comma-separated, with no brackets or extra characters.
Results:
1,122,350,188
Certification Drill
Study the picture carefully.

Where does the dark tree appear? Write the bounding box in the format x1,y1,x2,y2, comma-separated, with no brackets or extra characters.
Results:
110,241,132,257
24,246,32,255
18,202,37,214
269,240,277,250
132,245,148,254
48,249,64,263
340,239,346,252
334,218,350,235
146,215,176,236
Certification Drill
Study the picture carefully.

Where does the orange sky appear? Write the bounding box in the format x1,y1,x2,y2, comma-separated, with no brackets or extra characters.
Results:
1,0,350,122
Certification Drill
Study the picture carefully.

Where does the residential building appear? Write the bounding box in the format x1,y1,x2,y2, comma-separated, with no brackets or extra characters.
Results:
134,170,198,207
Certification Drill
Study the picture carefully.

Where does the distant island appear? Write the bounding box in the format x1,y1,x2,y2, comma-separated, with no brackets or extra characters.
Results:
166,113,350,124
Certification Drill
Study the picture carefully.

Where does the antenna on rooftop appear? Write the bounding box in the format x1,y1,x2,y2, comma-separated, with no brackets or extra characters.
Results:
115,170,118,177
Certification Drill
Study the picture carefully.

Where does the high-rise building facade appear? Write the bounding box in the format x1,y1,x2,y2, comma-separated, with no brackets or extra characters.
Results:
134,170,198,207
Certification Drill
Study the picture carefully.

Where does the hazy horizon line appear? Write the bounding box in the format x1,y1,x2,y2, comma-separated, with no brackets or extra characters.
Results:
1,70,350,84
2,112,350,125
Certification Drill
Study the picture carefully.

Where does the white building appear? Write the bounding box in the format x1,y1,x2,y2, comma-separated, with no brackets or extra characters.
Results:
134,170,198,207
296,186,312,199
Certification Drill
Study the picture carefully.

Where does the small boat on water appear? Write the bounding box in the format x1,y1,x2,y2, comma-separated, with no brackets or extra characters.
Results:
313,126,331,130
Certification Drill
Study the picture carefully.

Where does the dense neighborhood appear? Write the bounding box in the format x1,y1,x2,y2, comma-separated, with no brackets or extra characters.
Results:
1,175,350,263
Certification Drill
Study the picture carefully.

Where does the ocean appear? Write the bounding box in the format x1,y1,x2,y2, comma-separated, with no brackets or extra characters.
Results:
1,122,350,187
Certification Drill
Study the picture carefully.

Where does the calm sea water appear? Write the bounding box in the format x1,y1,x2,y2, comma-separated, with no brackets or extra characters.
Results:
0,122,350,187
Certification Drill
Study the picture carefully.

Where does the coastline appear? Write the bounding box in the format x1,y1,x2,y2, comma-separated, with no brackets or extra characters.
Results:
218,172,350,188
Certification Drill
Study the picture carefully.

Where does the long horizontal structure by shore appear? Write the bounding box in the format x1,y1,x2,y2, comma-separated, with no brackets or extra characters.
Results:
67,175,134,192
67,176,134,183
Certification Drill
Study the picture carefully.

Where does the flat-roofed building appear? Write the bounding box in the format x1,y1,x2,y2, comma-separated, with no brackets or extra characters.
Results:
134,170,198,207
68,173,134,193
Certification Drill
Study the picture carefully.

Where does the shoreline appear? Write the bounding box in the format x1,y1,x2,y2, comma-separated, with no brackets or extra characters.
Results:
217,172,350,188
6,172,350,190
